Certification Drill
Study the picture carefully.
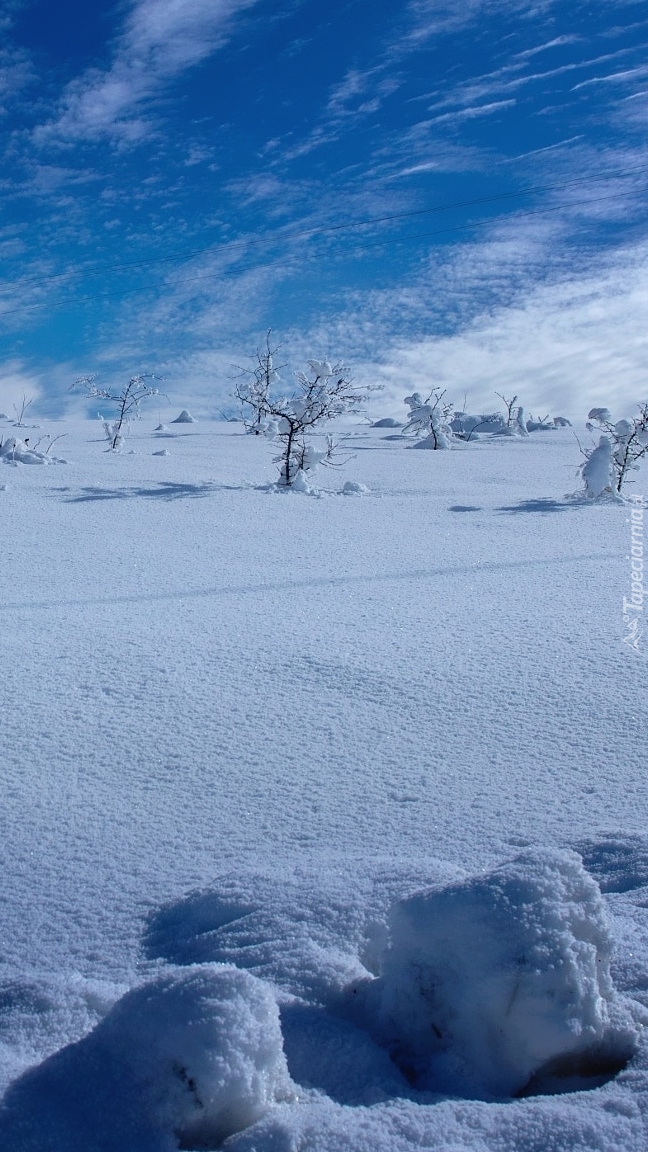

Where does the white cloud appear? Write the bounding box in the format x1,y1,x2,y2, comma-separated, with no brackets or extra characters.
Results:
357,243,648,421
402,0,556,43
34,0,261,143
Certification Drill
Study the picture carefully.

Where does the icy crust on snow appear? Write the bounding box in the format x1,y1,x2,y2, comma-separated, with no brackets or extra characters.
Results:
0,966,294,1151
366,849,636,1099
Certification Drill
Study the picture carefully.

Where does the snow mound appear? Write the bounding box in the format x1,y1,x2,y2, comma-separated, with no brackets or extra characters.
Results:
372,418,401,428
342,481,369,495
172,410,196,423
450,413,506,437
0,966,295,1151
0,437,60,465
153,449,170,456
270,470,321,495
409,432,452,449
367,849,636,1099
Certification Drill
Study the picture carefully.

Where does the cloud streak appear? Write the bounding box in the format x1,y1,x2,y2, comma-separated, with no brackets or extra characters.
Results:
33,0,261,143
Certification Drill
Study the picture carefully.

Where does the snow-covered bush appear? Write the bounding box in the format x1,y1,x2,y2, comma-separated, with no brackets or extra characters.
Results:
236,333,365,487
495,391,521,429
403,390,454,449
526,413,554,432
71,373,161,450
0,966,295,1151
362,849,635,1099
584,405,648,494
492,405,530,438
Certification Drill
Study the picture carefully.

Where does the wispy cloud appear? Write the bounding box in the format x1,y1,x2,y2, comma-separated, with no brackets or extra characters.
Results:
33,0,261,144
402,0,557,44
0,0,37,114
362,241,648,421
502,135,585,163
513,34,581,60
429,99,516,125
572,64,648,91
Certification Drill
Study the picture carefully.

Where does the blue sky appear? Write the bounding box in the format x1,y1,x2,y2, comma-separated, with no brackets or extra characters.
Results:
1,0,647,418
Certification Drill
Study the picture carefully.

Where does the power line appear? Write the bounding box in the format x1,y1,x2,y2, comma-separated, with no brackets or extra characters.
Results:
4,163,648,294
0,185,646,320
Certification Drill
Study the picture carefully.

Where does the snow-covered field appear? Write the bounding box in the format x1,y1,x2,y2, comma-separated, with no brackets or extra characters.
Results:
1,413,647,1150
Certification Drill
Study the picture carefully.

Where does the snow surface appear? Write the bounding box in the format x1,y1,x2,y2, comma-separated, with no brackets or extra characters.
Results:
1,415,647,1150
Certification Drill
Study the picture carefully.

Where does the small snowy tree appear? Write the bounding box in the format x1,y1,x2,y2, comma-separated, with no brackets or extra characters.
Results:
13,393,34,426
403,390,454,449
233,331,284,435
236,342,364,488
584,405,648,494
72,374,161,450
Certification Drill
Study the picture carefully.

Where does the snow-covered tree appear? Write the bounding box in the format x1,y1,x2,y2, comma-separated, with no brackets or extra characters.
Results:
403,390,454,449
585,404,648,494
233,331,284,435
235,339,365,487
72,374,161,450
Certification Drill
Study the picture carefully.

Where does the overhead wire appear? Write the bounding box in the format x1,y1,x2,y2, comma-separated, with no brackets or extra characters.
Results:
3,162,648,295
0,179,646,320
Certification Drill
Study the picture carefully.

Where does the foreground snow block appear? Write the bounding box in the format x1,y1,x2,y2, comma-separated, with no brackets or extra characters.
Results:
374,849,635,1098
0,966,295,1151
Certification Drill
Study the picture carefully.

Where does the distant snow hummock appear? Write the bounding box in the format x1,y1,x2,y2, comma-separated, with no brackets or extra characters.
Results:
172,410,196,424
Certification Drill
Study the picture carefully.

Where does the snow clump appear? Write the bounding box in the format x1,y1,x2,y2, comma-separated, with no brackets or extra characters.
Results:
0,437,62,465
368,849,636,1099
582,436,614,497
172,410,196,423
0,965,295,1151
